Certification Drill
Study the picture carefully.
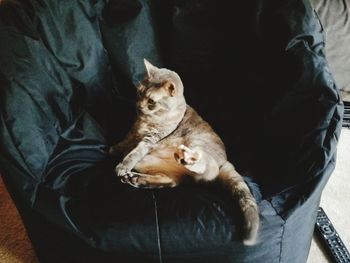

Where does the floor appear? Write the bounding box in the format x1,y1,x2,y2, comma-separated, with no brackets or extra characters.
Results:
0,177,38,263
307,128,350,262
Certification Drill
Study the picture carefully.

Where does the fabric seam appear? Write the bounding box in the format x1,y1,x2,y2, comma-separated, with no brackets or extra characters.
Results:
268,199,287,263
152,191,163,263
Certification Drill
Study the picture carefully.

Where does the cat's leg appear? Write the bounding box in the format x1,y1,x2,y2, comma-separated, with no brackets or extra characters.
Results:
115,140,153,177
174,144,219,181
115,130,166,177
218,161,259,245
121,171,178,189
175,145,259,244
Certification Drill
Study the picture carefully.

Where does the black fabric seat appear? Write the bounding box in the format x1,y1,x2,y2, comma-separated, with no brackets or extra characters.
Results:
0,0,343,262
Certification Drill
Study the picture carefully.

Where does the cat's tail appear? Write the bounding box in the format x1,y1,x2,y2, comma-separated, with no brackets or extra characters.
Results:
218,161,259,246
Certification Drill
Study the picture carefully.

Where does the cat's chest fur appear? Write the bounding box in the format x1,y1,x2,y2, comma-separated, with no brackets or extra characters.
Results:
133,105,224,180
148,105,199,150
138,106,194,161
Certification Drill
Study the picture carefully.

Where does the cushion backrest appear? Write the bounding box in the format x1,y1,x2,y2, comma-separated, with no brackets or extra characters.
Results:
0,0,109,181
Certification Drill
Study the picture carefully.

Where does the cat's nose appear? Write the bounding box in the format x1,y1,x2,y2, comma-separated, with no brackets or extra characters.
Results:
180,159,186,165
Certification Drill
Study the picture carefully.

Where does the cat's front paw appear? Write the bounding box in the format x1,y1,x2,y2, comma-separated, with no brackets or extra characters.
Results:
115,163,130,177
174,145,201,167
120,171,137,184
120,172,145,188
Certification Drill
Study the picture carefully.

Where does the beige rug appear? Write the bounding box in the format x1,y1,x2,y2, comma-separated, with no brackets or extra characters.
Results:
307,128,350,262
0,176,38,263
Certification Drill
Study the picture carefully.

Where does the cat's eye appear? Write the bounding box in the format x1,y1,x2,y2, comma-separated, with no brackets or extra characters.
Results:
148,98,155,105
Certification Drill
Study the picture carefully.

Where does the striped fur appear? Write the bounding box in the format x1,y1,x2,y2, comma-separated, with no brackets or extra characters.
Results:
110,59,259,245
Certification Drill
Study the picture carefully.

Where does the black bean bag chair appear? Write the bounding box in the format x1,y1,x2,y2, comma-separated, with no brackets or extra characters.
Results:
0,0,343,262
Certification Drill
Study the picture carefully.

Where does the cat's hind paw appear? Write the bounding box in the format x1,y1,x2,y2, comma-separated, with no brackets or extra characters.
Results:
115,163,130,177
174,145,201,166
121,172,177,189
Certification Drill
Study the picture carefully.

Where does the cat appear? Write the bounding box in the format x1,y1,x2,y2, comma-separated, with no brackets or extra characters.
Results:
109,59,259,245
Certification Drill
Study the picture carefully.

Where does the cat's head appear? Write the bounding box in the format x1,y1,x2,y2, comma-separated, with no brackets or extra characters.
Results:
136,59,185,115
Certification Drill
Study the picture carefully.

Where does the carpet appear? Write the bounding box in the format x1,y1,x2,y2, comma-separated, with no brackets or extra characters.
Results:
307,128,350,262
0,176,38,263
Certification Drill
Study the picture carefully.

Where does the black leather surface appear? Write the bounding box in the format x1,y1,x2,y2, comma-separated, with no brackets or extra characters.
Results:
0,0,343,262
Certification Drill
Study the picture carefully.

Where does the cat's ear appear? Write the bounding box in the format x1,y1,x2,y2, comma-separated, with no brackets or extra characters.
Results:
144,58,158,78
164,81,176,97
